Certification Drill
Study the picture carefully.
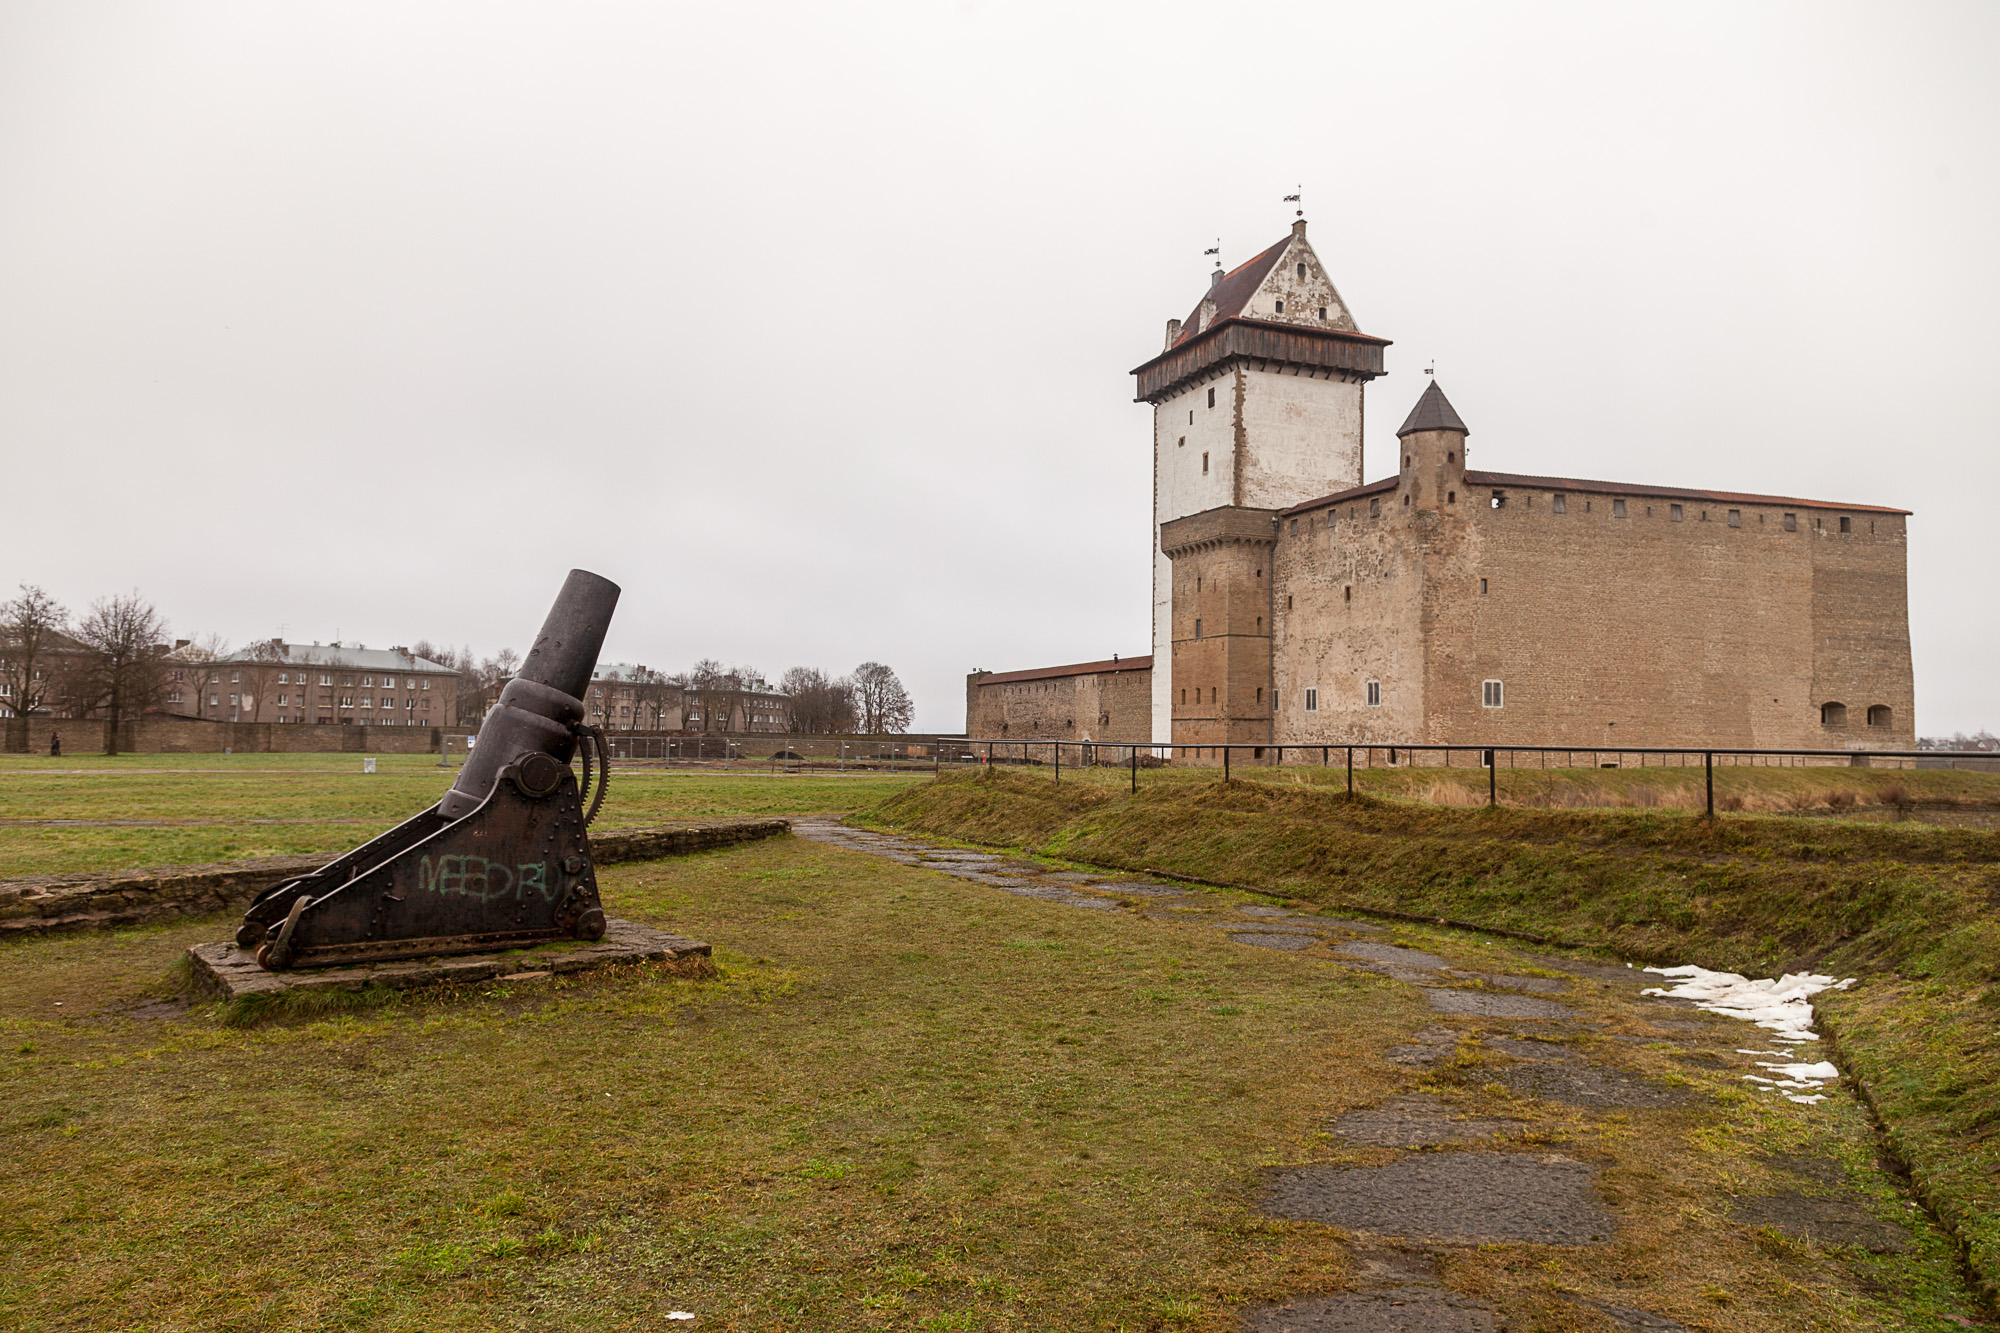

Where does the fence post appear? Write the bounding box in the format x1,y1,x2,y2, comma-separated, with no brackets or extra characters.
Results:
1347,746,1354,795
1705,751,1715,818
1223,745,1230,783
1489,751,1497,807
1054,741,1059,784
1130,746,1137,794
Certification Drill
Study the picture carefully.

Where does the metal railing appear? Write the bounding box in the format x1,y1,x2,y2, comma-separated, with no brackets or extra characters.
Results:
938,738,1997,819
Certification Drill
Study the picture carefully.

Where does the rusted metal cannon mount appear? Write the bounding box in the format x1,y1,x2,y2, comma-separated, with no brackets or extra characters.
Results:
237,569,621,971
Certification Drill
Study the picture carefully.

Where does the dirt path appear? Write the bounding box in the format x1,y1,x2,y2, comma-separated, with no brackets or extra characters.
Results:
795,821,1986,1332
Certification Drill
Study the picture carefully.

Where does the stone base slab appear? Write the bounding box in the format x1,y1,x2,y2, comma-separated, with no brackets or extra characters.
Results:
186,917,711,1001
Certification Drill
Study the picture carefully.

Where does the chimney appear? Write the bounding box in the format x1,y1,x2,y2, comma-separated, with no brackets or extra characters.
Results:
1292,218,1307,239
1163,317,1182,349
1209,266,1225,293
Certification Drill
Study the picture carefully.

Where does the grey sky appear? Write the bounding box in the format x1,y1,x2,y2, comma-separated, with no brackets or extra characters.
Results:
2,1,1994,734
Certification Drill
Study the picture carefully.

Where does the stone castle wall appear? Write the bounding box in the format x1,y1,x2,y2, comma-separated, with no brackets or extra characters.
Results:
965,664,1152,744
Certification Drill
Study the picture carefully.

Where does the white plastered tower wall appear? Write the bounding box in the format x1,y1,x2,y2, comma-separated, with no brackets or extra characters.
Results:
1146,220,1375,744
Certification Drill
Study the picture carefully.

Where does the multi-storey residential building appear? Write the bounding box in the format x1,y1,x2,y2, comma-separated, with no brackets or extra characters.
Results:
164,641,460,727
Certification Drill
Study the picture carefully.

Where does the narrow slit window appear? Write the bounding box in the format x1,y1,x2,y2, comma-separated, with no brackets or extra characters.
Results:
1202,451,1209,474
1479,578,1488,594
1304,687,1318,711
1274,300,1283,314
1365,680,1381,707
1207,387,1215,408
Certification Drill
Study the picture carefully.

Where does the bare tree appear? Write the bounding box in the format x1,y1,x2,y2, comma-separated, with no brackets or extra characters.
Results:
237,638,289,723
1,585,69,747
851,661,914,734
165,633,228,718
624,664,674,731
70,592,170,755
678,658,732,734
779,666,857,734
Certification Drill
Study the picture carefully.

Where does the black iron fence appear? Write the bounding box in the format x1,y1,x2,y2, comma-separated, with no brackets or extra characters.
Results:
939,739,2000,821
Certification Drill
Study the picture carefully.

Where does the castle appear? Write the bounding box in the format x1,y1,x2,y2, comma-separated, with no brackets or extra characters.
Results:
967,220,1915,754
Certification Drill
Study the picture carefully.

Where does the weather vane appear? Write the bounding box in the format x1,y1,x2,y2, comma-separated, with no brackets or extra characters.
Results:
1284,186,1302,218
1203,238,1220,266
1425,360,1436,377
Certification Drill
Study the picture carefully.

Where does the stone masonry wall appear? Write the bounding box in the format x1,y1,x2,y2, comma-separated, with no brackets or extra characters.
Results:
10,715,465,755
966,669,1152,745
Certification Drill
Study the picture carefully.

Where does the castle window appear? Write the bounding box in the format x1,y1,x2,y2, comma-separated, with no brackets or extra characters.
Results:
1728,509,1742,527
1479,578,1488,594
1285,595,1292,610
1365,680,1381,707
1318,306,1327,319
1482,680,1504,709
1180,689,1186,704
1290,518,1298,535
1553,494,1567,514
1256,618,1262,633
1257,687,1263,704
1613,499,1627,518
1369,498,1379,516
1195,619,1202,639
1839,516,1852,533
1447,491,1456,504
1403,495,1410,507
1491,491,1506,508
1344,586,1351,602
1447,452,1455,463
1202,452,1209,474
1670,504,1683,522
1207,387,1215,408
1274,300,1284,314
1297,263,1307,279
1404,455,1410,468
1305,688,1318,711
1178,436,1185,448
1867,705,1892,728
1821,702,1848,728
1189,410,1194,424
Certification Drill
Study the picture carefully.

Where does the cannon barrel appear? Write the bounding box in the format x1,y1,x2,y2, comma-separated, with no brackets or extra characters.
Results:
439,569,620,819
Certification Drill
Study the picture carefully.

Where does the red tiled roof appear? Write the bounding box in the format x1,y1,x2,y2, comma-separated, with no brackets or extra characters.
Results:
973,655,1153,686
1279,473,1909,517
1172,239,1290,348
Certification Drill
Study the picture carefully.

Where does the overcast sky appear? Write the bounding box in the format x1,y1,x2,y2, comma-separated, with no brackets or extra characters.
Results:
2,1,1994,734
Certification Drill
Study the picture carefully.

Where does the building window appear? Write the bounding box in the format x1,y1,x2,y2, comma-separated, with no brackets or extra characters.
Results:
1553,493,1567,514
1344,585,1351,602
1256,686,1263,704
1670,504,1683,522
1839,516,1852,533
1327,510,1337,533
321,674,332,686
1290,518,1298,535
1180,689,1186,704
278,672,289,684
1482,679,1504,709
363,676,373,687
1304,687,1318,711
1285,595,1293,610
1317,306,1327,319
1613,499,1627,518
1365,680,1381,707
1178,436,1185,448
1491,490,1506,508
1479,578,1488,594
1274,300,1283,314
422,679,430,690
1194,619,1202,639
1867,704,1892,728
1369,498,1380,516
1782,513,1797,531
1728,509,1742,527
209,694,219,706
1821,701,1847,727
1202,451,1209,474
1297,262,1307,279
1207,387,1215,408
1447,491,1456,504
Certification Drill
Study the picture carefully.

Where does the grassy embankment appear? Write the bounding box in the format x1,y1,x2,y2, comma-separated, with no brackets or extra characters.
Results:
867,768,2000,1300
0,754,928,879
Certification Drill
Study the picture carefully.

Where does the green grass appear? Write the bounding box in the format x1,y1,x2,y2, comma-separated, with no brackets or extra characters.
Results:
870,769,2000,1304
0,758,926,878
0,835,1985,1329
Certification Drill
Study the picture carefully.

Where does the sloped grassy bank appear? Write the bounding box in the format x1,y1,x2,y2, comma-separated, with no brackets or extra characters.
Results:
864,768,2000,1299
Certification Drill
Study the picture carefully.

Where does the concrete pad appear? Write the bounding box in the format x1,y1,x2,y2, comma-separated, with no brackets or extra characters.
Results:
1336,942,1452,970
1424,989,1574,1020
1231,931,1316,951
1263,1153,1614,1245
1497,1060,1691,1109
1331,1096,1524,1148
1386,1026,1460,1069
187,918,710,1001
1242,1287,1498,1331
1728,1190,1911,1253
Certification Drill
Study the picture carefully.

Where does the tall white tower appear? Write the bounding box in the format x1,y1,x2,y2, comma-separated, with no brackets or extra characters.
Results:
1129,219,1389,744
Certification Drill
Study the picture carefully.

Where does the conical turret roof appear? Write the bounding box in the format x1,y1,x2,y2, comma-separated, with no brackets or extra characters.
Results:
1395,381,1468,437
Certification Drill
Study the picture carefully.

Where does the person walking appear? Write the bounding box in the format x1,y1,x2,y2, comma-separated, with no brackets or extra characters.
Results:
49,732,61,757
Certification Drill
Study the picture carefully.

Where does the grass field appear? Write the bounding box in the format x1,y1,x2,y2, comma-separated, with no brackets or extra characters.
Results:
0,755,928,879
0,834,1987,1330
869,770,2000,1305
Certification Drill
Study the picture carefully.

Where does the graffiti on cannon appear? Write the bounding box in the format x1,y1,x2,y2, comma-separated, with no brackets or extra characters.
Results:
415,854,553,904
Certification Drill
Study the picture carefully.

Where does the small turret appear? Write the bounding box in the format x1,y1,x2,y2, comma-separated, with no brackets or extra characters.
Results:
1395,381,1469,514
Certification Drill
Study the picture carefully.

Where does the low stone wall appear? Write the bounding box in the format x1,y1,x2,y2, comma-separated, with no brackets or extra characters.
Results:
0,818,791,937
5,715,468,756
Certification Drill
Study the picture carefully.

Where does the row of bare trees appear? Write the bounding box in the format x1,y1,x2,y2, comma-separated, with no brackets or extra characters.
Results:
1,584,173,754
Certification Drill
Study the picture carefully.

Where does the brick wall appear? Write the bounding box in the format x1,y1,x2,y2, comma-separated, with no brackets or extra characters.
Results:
965,666,1152,745
13,715,466,756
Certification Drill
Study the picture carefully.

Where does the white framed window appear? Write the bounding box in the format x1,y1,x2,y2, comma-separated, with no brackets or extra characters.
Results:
1365,680,1381,707
362,676,374,687
231,671,241,683
278,672,289,684
320,674,333,686
1304,688,1318,712
209,693,219,706
422,679,430,690
1482,679,1504,709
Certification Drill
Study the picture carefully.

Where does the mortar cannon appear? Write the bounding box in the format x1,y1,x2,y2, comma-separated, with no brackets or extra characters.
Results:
237,569,621,970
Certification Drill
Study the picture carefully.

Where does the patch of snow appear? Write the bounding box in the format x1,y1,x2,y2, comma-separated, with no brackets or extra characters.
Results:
1644,965,1854,1104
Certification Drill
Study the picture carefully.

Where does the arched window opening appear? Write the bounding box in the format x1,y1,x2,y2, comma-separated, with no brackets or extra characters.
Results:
1867,705,1893,728
1821,702,1848,728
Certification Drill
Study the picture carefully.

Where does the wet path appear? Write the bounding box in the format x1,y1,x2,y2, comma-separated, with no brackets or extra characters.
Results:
793,821,1978,1332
